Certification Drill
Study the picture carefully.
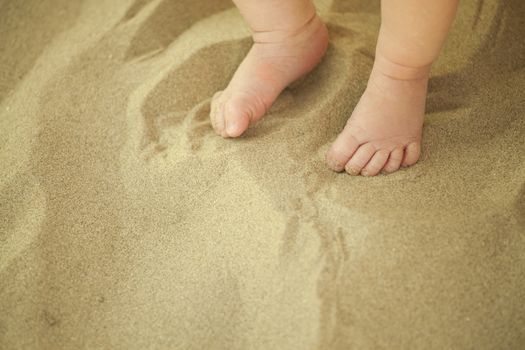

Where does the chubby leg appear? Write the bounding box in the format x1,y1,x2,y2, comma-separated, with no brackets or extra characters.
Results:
210,0,328,138
327,0,459,176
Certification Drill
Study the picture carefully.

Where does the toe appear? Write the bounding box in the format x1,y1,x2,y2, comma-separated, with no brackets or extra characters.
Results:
344,143,376,176
326,127,361,172
223,99,251,138
361,150,389,177
402,142,421,167
382,147,404,174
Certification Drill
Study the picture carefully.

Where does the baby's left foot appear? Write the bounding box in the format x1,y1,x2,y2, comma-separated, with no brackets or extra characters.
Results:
326,56,430,176
210,14,328,138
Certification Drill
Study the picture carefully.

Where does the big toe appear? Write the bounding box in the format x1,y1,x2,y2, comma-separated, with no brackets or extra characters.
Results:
223,100,251,138
211,93,255,138
326,127,361,172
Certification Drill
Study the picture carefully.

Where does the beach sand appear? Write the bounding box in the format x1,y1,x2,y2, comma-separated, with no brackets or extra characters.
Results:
1,0,524,348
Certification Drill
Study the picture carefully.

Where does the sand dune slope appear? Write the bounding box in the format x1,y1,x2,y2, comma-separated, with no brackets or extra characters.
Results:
1,0,524,349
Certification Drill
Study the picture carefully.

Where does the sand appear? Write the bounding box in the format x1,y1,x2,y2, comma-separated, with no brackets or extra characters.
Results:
0,0,524,348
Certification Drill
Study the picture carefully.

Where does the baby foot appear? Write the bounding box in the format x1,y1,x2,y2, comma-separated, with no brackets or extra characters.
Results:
210,14,328,138
326,56,430,176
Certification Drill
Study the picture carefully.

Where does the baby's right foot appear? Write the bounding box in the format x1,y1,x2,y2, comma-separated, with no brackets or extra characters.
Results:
210,14,328,138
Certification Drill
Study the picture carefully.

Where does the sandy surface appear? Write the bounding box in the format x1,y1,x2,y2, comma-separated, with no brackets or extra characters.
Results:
1,0,524,348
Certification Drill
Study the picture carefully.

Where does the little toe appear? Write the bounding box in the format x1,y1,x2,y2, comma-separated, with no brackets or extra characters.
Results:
402,142,421,167
382,147,404,174
361,150,389,177
326,128,360,172
344,143,376,176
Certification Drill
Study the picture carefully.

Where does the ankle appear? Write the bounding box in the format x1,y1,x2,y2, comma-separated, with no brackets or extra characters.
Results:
252,13,326,44
372,52,432,82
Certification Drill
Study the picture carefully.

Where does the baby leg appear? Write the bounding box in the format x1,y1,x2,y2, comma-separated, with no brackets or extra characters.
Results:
210,0,328,137
327,0,459,176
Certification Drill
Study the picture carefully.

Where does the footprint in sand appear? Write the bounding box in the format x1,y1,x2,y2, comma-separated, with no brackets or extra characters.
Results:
118,0,257,158
138,38,251,155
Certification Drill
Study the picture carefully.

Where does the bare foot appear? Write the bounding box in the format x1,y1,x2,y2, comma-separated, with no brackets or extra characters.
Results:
326,55,430,176
210,14,328,138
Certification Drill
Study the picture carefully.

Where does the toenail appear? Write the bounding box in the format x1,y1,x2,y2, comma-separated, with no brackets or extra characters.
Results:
361,170,369,176
226,120,238,136
346,167,360,176
328,159,341,171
